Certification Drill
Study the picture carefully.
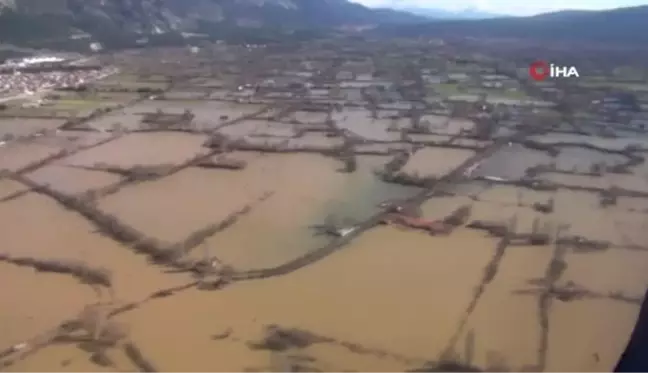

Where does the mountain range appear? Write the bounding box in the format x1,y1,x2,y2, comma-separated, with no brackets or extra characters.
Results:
0,0,424,48
0,0,647,49
379,5,502,19
379,4,648,45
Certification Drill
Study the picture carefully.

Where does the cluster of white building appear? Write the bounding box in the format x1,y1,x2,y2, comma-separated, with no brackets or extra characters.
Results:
0,66,118,98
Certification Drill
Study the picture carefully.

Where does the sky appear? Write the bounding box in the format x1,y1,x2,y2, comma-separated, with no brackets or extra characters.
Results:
352,0,648,16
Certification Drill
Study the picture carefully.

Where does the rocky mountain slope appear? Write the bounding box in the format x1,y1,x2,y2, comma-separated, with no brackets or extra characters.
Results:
0,0,422,48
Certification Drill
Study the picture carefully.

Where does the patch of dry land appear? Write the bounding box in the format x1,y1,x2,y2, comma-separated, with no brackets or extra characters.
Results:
3,121,648,373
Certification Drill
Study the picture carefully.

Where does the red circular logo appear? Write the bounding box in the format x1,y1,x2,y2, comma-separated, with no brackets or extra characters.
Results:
529,61,550,81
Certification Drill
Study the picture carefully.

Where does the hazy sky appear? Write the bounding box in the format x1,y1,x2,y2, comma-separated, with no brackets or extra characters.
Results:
352,0,647,15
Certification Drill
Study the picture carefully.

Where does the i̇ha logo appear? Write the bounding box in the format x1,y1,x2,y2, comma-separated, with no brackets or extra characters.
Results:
529,60,580,81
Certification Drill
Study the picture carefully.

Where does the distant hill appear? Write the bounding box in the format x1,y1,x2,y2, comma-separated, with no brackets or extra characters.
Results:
0,0,424,49
387,6,503,20
378,5,648,45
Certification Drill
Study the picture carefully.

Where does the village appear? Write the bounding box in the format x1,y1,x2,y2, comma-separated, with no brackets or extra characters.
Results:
1,37,648,371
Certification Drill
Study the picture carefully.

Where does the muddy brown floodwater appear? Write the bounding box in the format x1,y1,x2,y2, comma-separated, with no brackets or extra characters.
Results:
64,133,209,168
0,119,67,138
0,141,63,172
3,114,648,373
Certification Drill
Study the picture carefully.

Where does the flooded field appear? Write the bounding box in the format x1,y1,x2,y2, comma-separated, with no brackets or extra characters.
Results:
3,109,648,373
248,120,295,138
475,144,551,180
313,155,419,223
355,142,410,154
0,262,96,352
196,154,347,270
555,146,626,171
0,119,66,138
0,193,190,346
290,111,327,124
541,172,606,189
475,185,554,207
403,147,475,177
124,100,265,125
10,226,498,372
529,133,648,151
163,91,208,100
424,115,474,135
53,130,115,148
99,165,269,243
446,244,550,370
63,133,209,168
25,165,122,195
408,133,454,143
291,133,344,148
0,178,28,200
548,299,638,371
77,100,265,131
218,120,271,137
0,141,63,172
334,109,400,141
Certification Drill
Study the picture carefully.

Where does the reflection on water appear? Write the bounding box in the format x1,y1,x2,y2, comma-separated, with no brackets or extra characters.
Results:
334,109,400,141
475,143,551,180
324,156,420,221
403,148,475,178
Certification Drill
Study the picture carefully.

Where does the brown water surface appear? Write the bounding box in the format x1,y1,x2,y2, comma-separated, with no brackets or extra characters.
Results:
0,119,66,138
5,126,648,372
0,142,62,172
29,226,496,371
0,178,28,199
0,263,95,350
64,133,208,168
26,165,121,195
547,300,637,371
